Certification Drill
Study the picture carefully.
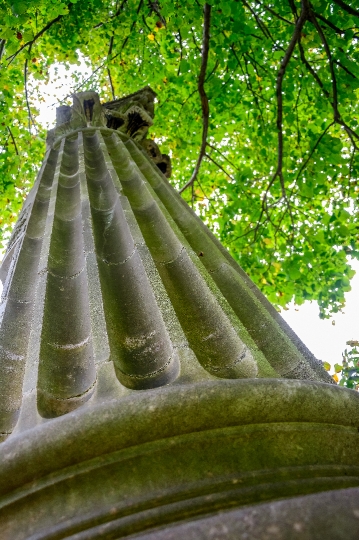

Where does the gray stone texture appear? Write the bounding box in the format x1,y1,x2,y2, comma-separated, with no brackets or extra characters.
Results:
0,88,358,539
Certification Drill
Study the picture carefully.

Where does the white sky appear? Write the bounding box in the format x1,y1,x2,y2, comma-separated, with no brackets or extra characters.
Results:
281,258,359,368
31,56,92,129
2,59,358,374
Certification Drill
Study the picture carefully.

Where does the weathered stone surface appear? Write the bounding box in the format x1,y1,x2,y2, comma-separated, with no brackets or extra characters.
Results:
132,488,359,540
0,88,358,539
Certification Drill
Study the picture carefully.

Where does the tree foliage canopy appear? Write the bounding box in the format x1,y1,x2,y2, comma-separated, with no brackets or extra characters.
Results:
1,0,359,317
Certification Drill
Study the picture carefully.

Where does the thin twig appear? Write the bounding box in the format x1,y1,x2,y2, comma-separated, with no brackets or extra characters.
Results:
243,54,265,124
24,48,37,134
298,38,329,96
332,0,359,19
179,3,211,194
310,13,339,120
206,142,239,171
107,67,115,99
313,11,345,35
148,0,166,26
107,35,115,99
196,178,216,212
288,0,298,21
205,153,233,179
242,0,272,40
347,145,356,198
246,49,270,74
190,27,201,53
336,59,357,79
205,59,219,83
120,0,144,54
231,45,271,105
94,0,128,28
294,80,303,145
176,88,197,119
63,61,109,100
295,121,335,183
254,1,294,25
57,0,144,108
24,57,31,132
177,30,183,76
7,127,19,155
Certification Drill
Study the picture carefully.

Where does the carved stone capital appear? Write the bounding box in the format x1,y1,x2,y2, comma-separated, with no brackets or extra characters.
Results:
47,86,172,177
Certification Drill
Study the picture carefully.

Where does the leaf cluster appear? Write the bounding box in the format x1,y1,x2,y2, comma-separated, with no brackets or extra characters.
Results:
326,339,359,390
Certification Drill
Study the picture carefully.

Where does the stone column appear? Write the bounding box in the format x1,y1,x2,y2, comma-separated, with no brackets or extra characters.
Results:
0,88,358,540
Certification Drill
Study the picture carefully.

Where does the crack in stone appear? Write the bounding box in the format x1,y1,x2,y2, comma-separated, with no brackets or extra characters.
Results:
38,378,97,402
116,356,173,379
202,347,255,372
158,245,186,266
46,266,85,280
47,335,91,351
99,247,136,266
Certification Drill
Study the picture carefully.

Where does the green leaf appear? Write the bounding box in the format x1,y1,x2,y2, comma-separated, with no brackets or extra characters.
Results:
334,363,343,373
11,2,27,15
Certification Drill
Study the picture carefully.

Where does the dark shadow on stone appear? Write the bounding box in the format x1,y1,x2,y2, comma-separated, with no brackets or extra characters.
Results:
127,111,149,137
106,116,125,130
83,98,95,122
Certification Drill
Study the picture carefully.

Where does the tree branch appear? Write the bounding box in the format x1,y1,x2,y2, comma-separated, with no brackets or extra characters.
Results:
24,58,31,133
275,0,309,179
254,0,310,234
179,3,211,194
205,59,219,83
69,61,109,96
0,39,5,62
332,0,359,18
246,49,270,74
312,11,345,35
6,7,70,64
310,10,359,142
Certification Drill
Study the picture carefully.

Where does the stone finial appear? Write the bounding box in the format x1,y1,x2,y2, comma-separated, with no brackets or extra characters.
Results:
71,91,106,128
50,87,156,142
48,86,172,177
